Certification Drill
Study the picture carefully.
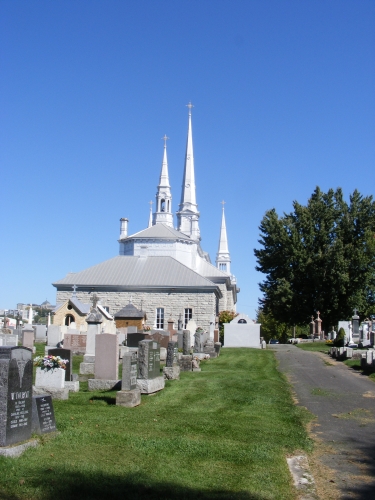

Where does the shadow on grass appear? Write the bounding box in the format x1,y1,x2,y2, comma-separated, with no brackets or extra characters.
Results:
15,470,265,500
89,395,116,405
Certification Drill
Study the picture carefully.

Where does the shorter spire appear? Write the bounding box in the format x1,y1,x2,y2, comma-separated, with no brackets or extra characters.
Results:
216,201,231,274
153,136,173,227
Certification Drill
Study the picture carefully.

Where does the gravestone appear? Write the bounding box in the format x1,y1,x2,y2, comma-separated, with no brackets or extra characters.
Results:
48,348,72,382
22,329,34,350
31,395,56,434
0,334,18,347
137,340,164,394
193,330,204,353
127,326,137,333
214,342,222,356
34,325,46,341
178,355,193,372
127,332,147,347
88,334,119,391
203,339,217,358
47,325,63,347
0,346,33,447
64,333,87,354
177,331,183,349
163,341,180,380
182,330,190,355
116,352,141,407
80,305,102,375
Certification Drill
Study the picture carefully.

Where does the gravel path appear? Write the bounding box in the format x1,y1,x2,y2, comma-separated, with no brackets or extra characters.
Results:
271,345,375,499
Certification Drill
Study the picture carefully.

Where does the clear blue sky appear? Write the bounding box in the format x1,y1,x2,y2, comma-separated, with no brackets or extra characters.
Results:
1,0,374,316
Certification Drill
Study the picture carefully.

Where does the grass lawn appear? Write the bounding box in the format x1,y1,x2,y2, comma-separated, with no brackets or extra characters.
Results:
0,348,312,500
344,359,375,381
295,341,329,353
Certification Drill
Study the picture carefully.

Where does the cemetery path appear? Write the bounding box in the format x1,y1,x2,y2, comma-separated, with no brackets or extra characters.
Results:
271,345,375,500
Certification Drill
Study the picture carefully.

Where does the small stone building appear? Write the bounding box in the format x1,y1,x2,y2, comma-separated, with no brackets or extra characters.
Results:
114,303,146,330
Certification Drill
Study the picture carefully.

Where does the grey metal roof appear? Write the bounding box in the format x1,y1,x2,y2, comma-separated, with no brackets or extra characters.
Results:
114,303,145,319
70,297,90,314
53,256,218,289
198,259,230,279
123,223,192,242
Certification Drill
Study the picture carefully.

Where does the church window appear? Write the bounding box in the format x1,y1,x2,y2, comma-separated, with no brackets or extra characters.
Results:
156,308,164,329
65,314,75,326
219,263,227,271
238,319,247,324
167,200,170,211
184,308,192,328
161,199,165,212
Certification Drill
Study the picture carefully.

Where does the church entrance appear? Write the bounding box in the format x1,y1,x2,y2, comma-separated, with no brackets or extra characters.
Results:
65,314,75,326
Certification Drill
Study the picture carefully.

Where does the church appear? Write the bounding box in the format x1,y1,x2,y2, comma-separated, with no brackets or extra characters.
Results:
52,104,239,331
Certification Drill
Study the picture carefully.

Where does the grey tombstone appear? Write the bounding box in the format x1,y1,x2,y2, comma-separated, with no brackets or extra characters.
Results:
214,342,222,356
48,348,72,382
116,352,141,407
34,325,47,341
182,330,190,355
137,340,164,394
163,341,180,379
0,334,18,347
194,331,203,353
166,341,177,368
0,346,33,447
47,325,64,347
352,311,360,337
177,331,183,349
31,395,56,434
121,352,138,391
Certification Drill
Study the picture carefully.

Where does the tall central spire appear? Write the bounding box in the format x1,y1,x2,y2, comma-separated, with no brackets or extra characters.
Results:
153,135,173,227
177,102,200,240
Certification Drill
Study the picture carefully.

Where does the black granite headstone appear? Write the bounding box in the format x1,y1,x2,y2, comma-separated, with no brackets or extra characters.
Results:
48,348,72,382
32,395,56,434
138,340,160,379
127,333,146,347
0,346,33,447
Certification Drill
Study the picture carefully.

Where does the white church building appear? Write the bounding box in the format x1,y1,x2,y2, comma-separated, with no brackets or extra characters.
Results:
53,104,239,330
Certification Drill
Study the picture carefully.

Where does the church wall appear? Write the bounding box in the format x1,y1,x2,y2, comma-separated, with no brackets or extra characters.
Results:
56,290,216,331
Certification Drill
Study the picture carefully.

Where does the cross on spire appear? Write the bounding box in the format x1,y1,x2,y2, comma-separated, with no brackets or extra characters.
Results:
149,200,153,208
186,102,194,114
162,134,169,146
221,200,226,209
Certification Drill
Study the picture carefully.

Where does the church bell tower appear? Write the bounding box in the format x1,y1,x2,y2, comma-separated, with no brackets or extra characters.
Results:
153,135,173,227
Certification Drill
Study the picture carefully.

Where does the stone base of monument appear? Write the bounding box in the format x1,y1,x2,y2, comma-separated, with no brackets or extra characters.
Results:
65,381,80,392
33,386,69,400
88,379,121,391
35,368,65,389
0,440,39,458
80,355,95,375
163,366,180,380
137,376,165,394
193,352,210,360
178,355,193,371
116,388,141,407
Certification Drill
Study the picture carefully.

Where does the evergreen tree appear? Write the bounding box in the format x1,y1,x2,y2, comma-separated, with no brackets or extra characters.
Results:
254,187,375,328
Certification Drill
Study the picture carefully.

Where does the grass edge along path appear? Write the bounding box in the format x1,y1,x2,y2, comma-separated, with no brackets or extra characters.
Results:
0,348,313,500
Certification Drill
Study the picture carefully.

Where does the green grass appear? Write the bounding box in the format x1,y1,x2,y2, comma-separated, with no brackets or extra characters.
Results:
344,359,375,380
0,348,313,500
295,341,329,353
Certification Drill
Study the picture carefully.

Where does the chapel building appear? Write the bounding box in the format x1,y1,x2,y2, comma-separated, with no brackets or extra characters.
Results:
53,104,239,330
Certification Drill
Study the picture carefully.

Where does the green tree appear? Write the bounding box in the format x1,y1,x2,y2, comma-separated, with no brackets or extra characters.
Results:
256,308,310,343
254,187,375,329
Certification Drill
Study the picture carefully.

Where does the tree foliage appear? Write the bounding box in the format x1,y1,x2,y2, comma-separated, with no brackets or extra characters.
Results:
254,187,375,329
256,308,309,343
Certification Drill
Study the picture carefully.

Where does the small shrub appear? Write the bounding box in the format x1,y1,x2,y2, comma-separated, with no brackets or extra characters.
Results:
333,327,346,347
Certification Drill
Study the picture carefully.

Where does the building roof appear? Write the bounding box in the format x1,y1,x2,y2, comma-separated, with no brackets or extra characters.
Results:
198,259,230,279
123,223,193,242
52,255,219,291
52,297,90,315
114,303,146,319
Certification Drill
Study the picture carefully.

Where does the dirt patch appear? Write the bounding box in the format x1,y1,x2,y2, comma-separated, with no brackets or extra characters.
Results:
363,391,375,398
331,408,375,425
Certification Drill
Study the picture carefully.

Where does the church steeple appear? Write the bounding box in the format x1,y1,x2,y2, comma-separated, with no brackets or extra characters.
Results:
148,200,153,228
177,102,200,240
216,201,231,274
153,135,173,227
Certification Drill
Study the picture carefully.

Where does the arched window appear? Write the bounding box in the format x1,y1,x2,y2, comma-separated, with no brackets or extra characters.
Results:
65,314,75,326
160,199,165,212
238,318,247,324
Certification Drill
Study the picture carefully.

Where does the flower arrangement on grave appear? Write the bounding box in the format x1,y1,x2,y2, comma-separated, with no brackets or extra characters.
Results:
33,355,69,372
195,327,204,334
143,325,151,332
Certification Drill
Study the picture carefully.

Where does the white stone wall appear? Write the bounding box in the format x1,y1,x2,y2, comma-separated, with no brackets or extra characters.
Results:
56,290,216,331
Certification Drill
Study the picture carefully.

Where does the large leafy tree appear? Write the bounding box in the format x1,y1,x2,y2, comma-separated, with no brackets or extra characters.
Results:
254,187,375,329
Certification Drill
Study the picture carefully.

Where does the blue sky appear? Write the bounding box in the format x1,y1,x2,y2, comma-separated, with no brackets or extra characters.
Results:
1,0,374,316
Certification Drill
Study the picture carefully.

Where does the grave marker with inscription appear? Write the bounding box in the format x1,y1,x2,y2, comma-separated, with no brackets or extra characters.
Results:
137,340,164,394
0,347,33,447
116,352,141,407
32,395,56,434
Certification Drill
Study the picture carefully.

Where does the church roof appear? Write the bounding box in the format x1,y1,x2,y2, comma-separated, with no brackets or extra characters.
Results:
198,259,230,279
123,223,192,242
52,255,219,291
114,303,146,319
